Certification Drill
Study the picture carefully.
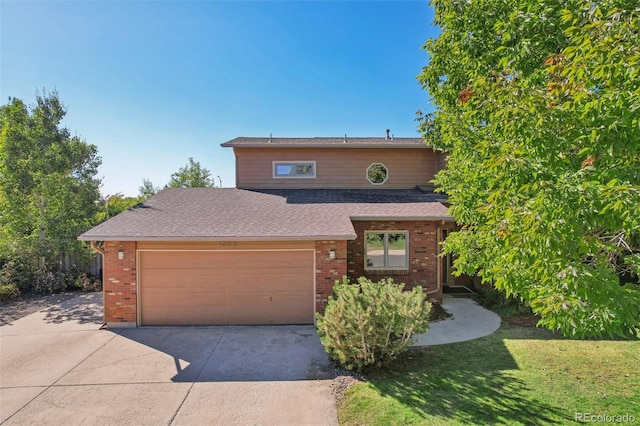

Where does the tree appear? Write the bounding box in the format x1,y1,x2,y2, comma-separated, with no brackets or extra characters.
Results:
419,0,640,337
95,193,140,222
138,178,159,199
0,90,102,290
167,157,215,188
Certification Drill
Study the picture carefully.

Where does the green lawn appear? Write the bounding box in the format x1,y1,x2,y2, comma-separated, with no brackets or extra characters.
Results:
339,325,640,425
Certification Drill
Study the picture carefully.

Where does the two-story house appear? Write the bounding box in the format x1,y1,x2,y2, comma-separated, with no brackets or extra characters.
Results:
79,136,456,328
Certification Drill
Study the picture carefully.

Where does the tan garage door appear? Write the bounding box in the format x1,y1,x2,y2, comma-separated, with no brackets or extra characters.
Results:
139,250,314,325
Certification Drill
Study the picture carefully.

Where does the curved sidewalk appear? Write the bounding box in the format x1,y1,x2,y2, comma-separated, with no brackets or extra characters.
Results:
412,295,501,346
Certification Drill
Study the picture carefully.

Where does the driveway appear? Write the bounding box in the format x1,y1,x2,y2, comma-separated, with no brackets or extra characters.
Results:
0,293,338,425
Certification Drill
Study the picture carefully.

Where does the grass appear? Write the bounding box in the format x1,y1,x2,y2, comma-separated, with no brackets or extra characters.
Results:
338,325,640,425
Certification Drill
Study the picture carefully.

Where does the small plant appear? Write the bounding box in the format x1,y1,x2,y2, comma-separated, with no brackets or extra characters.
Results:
316,276,431,371
0,283,20,302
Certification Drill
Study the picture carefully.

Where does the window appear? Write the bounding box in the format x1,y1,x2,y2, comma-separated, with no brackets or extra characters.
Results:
366,163,388,185
365,231,408,270
273,161,316,178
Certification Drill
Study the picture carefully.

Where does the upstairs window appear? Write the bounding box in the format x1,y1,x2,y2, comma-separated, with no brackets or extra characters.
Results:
273,161,316,178
365,231,409,270
367,163,388,185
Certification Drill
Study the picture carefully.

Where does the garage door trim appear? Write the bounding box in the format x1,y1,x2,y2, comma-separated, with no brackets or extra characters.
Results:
136,248,316,326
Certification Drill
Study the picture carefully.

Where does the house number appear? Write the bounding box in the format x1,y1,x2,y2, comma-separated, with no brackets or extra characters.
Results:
218,241,238,247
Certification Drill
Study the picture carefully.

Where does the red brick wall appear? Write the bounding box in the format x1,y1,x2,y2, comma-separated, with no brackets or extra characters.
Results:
315,240,347,312
103,241,137,325
348,221,442,300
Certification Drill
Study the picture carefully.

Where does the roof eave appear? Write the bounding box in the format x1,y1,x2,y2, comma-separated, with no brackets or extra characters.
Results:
78,234,357,242
349,215,455,222
221,143,429,149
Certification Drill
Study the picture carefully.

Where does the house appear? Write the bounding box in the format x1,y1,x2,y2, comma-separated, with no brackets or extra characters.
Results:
78,135,457,327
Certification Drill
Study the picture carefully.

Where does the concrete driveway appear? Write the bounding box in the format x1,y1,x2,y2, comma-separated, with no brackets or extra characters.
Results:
0,293,338,425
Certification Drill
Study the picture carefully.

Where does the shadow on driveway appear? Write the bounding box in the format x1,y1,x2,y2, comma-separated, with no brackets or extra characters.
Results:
115,325,333,382
42,293,104,324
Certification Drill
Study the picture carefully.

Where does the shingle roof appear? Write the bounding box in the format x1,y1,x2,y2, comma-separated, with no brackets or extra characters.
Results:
221,137,426,148
78,188,452,242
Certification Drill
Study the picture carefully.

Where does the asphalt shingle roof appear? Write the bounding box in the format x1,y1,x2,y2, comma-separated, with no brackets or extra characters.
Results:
79,188,452,241
221,137,427,148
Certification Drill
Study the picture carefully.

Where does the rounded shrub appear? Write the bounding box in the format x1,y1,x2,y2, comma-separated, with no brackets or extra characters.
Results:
316,276,431,371
0,283,20,302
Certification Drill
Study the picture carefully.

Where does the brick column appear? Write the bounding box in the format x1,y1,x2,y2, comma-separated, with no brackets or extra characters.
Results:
103,241,137,327
315,240,347,313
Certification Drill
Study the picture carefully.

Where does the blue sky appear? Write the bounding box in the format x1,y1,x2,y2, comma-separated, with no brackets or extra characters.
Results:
1,1,438,196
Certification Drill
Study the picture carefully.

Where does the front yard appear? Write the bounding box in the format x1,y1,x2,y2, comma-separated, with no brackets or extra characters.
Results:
339,324,639,425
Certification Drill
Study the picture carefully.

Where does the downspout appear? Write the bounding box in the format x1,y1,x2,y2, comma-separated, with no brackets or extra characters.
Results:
90,240,105,255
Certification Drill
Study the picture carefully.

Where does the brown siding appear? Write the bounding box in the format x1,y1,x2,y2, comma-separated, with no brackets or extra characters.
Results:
348,221,442,301
235,147,438,189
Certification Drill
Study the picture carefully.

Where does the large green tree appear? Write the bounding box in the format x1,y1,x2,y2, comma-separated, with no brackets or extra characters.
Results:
0,91,102,283
168,157,215,188
419,0,640,337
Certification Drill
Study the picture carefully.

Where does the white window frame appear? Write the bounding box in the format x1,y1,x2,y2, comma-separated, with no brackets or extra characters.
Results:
366,162,389,185
364,230,409,270
272,161,316,179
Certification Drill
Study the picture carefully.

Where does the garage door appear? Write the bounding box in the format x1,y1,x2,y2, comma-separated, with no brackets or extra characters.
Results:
139,250,314,325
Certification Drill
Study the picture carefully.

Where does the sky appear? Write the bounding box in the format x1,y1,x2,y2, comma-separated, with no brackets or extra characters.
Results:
1,0,438,197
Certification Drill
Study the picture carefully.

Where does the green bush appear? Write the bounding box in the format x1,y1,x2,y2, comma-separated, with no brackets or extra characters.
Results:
0,283,20,301
0,257,39,292
476,284,532,317
316,276,431,371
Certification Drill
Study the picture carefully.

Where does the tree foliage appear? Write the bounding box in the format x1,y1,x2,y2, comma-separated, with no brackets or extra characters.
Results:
96,193,140,222
419,0,640,337
138,178,159,199
168,157,215,188
0,91,102,292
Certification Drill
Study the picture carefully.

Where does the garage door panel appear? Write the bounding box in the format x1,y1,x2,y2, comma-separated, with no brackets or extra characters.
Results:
224,251,314,269
139,250,314,325
142,252,229,270
142,271,226,287
227,270,310,288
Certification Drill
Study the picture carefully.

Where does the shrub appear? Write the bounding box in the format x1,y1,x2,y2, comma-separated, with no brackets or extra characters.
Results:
476,284,532,317
0,283,20,302
0,257,39,292
316,276,431,371
77,272,102,292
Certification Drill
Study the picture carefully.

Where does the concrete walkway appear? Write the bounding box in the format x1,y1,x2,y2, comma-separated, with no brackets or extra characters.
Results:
412,295,501,346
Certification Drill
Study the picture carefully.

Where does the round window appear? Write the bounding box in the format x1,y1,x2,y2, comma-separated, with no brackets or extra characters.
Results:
367,163,388,185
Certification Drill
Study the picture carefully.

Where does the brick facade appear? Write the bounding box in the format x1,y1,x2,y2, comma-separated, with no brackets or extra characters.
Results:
103,241,137,327
348,220,442,301
315,240,347,312
100,228,439,326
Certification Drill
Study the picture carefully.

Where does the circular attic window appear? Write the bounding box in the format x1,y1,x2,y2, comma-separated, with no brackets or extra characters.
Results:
366,163,388,185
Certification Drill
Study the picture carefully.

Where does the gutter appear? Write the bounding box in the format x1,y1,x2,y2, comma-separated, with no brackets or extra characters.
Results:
78,234,358,242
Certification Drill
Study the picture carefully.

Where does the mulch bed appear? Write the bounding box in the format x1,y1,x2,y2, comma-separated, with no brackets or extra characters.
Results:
502,313,541,328
429,302,453,322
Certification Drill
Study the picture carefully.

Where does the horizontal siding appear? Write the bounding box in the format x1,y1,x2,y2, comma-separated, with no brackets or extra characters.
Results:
235,147,438,189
